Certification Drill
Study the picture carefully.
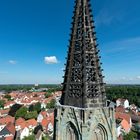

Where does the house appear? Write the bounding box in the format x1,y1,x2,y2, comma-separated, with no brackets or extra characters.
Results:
41,112,54,135
115,112,132,133
4,101,15,109
0,116,15,131
46,109,54,116
116,98,129,109
37,112,45,123
15,118,26,131
15,118,37,131
116,106,125,113
20,127,30,140
41,102,46,109
35,130,43,140
116,124,122,138
37,111,48,123
54,91,62,102
0,109,9,117
0,123,15,140
130,104,138,113
47,122,53,133
26,119,37,130
46,114,54,136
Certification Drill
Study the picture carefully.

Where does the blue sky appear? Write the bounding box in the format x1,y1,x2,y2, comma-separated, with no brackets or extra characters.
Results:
0,0,140,84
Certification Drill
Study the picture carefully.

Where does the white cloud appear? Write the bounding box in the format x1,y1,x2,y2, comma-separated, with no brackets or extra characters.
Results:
44,56,58,64
9,60,17,65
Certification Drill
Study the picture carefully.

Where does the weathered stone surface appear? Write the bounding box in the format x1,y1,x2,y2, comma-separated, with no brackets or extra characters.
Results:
60,0,106,108
53,105,117,140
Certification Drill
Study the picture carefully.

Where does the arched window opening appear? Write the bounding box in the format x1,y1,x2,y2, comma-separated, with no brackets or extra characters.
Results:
92,124,108,140
66,122,78,140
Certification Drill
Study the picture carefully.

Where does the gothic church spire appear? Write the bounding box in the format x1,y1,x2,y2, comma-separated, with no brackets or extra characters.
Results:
60,0,106,108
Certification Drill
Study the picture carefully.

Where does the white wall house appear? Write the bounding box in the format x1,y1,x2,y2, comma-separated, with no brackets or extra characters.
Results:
4,102,15,109
116,125,122,138
116,99,129,108
47,122,53,132
37,114,44,123
0,124,6,131
20,127,30,140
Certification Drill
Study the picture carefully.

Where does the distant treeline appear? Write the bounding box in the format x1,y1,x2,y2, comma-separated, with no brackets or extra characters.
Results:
0,84,62,93
1,84,140,107
106,85,140,107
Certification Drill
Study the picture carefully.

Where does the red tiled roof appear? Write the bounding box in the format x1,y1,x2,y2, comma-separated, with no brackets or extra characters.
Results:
41,114,54,128
5,136,14,140
115,112,131,123
16,119,37,129
4,101,15,107
115,112,131,132
116,106,125,113
26,119,37,127
41,118,48,127
0,115,15,125
121,119,130,132
0,109,10,115
6,123,16,136
15,117,25,126
40,111,47,117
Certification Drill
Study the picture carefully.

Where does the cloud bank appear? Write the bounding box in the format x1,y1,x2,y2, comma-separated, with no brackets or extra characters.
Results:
44,56,58,64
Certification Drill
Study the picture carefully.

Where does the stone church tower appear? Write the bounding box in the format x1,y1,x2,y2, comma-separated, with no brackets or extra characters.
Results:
53,0,117,139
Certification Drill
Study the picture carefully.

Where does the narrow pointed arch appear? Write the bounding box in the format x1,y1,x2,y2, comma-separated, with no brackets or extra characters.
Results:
66,122,79,140
92,124,108,140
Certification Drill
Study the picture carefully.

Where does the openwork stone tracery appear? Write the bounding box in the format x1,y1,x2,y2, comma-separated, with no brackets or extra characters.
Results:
60,0,106,108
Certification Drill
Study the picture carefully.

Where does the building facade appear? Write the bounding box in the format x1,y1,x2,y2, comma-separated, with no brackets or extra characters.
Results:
53,0,117,139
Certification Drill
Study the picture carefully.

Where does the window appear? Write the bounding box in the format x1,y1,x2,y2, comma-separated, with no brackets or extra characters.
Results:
66,122,78,140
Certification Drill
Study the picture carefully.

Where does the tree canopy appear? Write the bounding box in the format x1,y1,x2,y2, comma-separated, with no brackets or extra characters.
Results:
9,104,22,117
123,131,137,140
106,86,140,107
24,111,38,120
4,94,12,101
23,135,35,140
46,99,56,109
0,100,5,108
15,106,28,119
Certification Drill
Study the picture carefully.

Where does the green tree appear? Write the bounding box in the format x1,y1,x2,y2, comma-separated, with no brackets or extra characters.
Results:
34,102,41,113
4,94,12,101
23,135,35,140
123,131,137,140
29,102,41,113
106,85,140,107
25,111,38,120
45,92,52,98
15,106,28,119
42,134,50,140
8,104,22,117
29,104,34,112
0,100,5,108
46,99,56,109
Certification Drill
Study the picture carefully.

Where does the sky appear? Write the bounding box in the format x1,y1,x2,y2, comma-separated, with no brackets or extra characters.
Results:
0,0,140,85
